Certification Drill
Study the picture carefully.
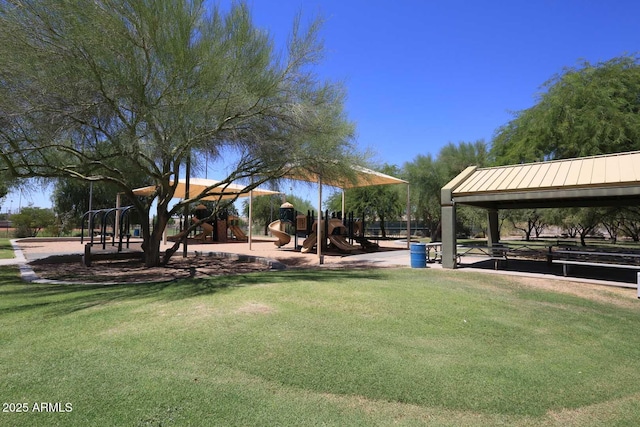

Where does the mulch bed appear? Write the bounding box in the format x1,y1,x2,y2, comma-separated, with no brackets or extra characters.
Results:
29,255,273,284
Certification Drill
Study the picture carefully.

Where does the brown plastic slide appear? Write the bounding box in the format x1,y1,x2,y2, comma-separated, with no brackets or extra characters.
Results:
268,220,291,247
193,221,214,240
229,224,247,241
300,232,317,253
328,235,359,252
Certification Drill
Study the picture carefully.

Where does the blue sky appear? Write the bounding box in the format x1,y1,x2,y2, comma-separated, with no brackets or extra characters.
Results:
246,0,639,167
7,0,640,210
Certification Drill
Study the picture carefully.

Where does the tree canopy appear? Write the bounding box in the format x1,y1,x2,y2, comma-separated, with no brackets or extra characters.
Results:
403,141,489,240
0,0,358,266
491,55,640,164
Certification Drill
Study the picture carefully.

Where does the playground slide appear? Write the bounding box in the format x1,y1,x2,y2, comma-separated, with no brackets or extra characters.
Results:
328,235,359,253
194,221,214,240
300,232,317,253
268,220,291,247
229,224,247,241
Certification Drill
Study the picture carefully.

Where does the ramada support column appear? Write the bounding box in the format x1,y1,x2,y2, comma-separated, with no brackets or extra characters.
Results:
487,208,500,247
440,166,477,270
441,203,457,269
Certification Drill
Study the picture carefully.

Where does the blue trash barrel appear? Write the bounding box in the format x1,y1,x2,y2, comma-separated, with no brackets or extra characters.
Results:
410,243,427,268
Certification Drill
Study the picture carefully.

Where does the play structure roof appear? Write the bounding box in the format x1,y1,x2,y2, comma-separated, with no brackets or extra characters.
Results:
442,150,640,209
286,165,407,188
132,178,280,201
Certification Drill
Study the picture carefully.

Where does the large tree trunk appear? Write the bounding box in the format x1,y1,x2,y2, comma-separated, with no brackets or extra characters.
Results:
141,206,172,267
379,215,387,238
431,221,442,242
579,231,587,247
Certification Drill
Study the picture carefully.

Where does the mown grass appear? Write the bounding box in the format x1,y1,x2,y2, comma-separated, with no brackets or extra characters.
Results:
0,238,14,259
1,266,640,426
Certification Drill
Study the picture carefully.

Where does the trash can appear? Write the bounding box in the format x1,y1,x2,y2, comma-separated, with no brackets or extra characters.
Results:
410,243,427,268
133,227,140,237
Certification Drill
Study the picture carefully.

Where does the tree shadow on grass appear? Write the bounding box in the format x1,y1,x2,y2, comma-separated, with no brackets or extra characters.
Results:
0,266,388,317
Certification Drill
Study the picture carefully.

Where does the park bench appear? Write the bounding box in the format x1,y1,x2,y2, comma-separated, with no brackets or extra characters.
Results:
551,249,640,277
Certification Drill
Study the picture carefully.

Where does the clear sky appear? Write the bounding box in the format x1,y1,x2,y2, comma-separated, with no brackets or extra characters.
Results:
7,0,640,210
245,0,640,167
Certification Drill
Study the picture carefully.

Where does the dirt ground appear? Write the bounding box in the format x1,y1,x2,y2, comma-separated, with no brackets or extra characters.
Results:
28,255,273,283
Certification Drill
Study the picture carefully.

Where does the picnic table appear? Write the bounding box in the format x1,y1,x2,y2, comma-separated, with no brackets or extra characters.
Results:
457,244,510,269
550,248,640,276
425,242,442,262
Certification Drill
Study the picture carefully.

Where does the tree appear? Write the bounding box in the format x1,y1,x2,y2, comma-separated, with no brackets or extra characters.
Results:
0,1,357,266
491,55,640,164
560,208,603,246
403,154,443,240
619,207,640,242
404,140,489,241
11,207,56,238
52,179,123,226
504,209,547,241
0,171,18,202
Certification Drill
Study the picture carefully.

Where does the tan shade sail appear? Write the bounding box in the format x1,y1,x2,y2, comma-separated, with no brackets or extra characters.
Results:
132,178,280,201
286,165,407,188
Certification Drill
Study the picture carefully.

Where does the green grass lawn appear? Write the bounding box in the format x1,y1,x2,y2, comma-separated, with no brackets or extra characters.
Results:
0,238,14,259
1,266,639,426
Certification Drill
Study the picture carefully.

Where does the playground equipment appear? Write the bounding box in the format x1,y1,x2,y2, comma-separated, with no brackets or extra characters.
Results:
300,217,359,253
228,216,247,241
184,208,248,243
268,220,291,247
269,202,294,247
80,206,136,251
267,202,380,255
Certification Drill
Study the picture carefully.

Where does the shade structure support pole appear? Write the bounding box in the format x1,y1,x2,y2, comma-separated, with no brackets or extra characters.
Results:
249,188,254,251
183,156,191,258
406,184,411,249
441,203,457,269
317,177,323,265
487,208,500,247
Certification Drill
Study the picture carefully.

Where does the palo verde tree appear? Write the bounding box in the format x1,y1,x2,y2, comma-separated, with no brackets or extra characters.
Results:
404,140,489,241
0,1,357,266
491,55,640,164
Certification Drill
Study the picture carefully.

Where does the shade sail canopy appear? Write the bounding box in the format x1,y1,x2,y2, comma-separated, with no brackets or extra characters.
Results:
286,165,407,189
132,178,280,201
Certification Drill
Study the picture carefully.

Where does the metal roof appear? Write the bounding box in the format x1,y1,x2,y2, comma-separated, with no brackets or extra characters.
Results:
442,151,640,209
